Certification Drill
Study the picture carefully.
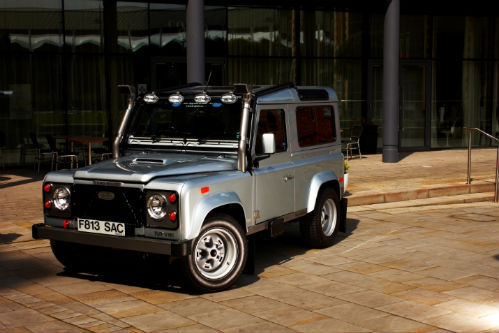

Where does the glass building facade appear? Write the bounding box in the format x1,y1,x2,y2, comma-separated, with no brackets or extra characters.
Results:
1,1,498,166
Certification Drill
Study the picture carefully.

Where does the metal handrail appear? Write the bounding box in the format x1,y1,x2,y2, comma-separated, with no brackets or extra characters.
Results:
463,127,499,202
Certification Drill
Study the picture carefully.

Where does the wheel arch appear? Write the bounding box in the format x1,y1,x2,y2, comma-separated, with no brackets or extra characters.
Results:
186,191,247,240
306,171,341,214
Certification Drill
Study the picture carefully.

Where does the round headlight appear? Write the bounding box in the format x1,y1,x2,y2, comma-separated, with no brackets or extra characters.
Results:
147,194,168,220
53,186,71,211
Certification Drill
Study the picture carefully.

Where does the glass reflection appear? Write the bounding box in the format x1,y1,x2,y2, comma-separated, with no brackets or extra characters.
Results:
117,2,148,53
64,0,104,52
0,0,63,51
150,4,186,54
228,8,292,57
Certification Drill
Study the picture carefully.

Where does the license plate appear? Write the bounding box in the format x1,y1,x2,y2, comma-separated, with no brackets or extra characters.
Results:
77,218,125,237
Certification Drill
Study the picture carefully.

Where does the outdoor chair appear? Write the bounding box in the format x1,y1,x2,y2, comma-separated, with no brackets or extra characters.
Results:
343,125,363,160
30,132,57,174
46,135,79,170
91,146,112,163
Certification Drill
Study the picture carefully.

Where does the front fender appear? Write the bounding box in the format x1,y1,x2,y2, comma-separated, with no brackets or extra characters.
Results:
306,171,338,213
185,191,243,240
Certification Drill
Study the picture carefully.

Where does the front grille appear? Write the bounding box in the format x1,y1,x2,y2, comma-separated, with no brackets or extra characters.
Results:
73,184,144,226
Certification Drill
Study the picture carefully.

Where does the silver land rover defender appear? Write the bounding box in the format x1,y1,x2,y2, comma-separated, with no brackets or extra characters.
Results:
32,83,348,292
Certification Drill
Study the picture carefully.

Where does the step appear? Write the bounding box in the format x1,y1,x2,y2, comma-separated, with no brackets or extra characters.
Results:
347,182,495,207
349,192,495,212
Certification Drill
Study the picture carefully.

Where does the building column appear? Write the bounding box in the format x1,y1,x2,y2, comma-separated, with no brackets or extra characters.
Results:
382,0,400,163
186,0,205,84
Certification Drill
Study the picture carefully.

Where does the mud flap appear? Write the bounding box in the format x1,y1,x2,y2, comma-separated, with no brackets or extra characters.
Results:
243,236,255,274
339,198,348,233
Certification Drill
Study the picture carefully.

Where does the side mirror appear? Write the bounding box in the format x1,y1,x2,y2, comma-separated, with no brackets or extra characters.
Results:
262,133,276,154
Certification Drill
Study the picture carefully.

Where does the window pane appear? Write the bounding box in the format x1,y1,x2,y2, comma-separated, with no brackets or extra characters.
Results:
300,10,362,57
64,0,104,53
117,2,148,53
228,8,292,57
67,55,107,138
206,6,227,57
296,106,336,147
150,4,186,55
0,0,63,52
256,109,287,154
400,15,429,59
228,58,293,85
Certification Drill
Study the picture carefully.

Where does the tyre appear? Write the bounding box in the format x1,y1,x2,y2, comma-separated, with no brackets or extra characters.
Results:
300,188,340,248
182,214,248,292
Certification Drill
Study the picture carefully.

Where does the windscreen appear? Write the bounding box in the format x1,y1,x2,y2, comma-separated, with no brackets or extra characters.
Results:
128,99,243,143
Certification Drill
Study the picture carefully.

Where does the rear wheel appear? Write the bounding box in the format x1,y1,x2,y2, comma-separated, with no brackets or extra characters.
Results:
182,215,247,292
300,188,340,248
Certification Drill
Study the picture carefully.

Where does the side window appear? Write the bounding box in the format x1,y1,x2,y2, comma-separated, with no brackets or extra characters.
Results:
255,109,287,154
296,105,336,147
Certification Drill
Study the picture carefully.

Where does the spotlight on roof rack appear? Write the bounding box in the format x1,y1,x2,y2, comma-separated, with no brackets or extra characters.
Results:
194,91,211,104
221,92,237,104
143,93,159,104
168,92,184,105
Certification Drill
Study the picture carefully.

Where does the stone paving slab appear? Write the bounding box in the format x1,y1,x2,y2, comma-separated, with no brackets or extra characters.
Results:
1,149,499,332
0,201,497,332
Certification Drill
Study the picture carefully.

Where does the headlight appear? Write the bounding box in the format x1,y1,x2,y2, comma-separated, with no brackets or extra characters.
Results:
147,193,168,220
43,182,72,218
145,191,179,229
53,186,71,211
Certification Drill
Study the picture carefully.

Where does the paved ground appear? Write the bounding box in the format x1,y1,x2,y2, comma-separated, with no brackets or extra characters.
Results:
0,148,498,332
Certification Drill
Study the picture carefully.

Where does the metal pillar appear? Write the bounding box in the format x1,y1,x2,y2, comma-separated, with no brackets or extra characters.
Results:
186,0,205,84
382,0,400,163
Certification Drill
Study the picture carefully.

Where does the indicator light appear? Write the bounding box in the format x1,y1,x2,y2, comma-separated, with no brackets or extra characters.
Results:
169,211,177,221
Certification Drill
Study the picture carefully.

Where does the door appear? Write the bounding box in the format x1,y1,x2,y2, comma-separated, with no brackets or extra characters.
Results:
253,108,294,223
399,62,431,149
368,61,431,150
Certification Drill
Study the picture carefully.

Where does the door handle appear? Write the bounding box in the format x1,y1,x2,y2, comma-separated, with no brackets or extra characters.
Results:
282,175,294,182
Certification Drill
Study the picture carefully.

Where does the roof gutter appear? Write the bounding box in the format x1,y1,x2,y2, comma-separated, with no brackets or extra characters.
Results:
113,85,136,159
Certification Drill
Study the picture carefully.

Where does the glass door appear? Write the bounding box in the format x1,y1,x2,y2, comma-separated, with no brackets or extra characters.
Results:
399,62,431,149
368,61,431,151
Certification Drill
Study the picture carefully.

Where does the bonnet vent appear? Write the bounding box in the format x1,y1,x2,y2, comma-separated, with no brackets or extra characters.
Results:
133,158,165,164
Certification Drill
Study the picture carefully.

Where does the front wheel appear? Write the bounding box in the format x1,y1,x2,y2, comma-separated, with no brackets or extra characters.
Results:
300,188,341,248
182,215,248,292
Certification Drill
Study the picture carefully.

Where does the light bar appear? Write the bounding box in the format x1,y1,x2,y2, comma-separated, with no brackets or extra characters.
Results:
194,92,211,104
168,92,184,105
143,93,159,104
221,92,237,104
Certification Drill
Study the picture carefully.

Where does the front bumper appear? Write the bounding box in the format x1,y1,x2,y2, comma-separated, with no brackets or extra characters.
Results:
32,223,191,256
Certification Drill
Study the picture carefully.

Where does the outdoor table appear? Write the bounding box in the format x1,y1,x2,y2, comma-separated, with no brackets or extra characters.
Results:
55,136,109,166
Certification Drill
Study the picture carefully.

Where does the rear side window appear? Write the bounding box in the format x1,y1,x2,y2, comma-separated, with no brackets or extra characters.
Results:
296,105,336,147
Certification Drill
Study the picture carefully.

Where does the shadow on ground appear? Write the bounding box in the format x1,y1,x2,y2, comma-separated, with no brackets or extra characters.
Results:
54,218,360,294
0,233,22,244
0,167,44,189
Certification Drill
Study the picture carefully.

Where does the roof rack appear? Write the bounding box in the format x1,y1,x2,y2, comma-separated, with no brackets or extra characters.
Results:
253,82,295,98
